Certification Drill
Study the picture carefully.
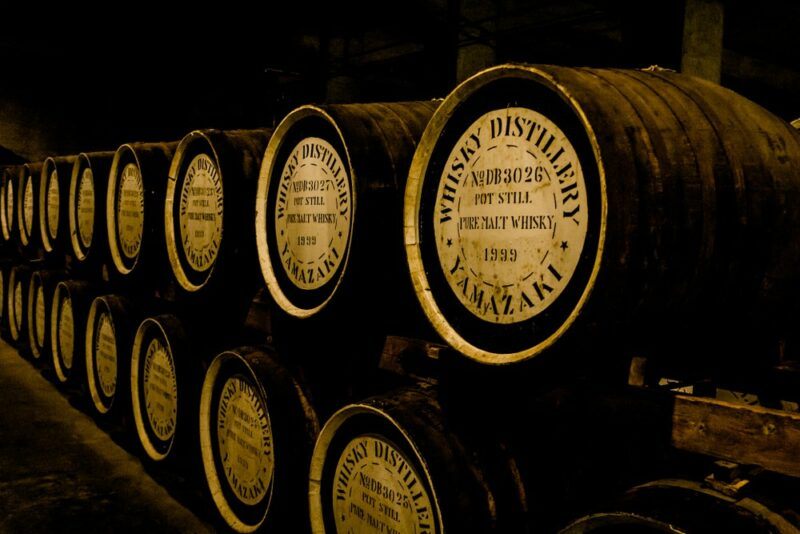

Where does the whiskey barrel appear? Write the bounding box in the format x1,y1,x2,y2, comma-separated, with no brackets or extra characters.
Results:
18,162,43,254
559,479,799,533
27,269,64,362
199,346,320,532
85,294,140,418
69,151,114,269
164,129,271,298
404,64,800,367
106,141,177,284
39,156,76,256
50,279,95,387
8,264,32,346
130,314,205,463
1,166,19,244
256,102,437,318
0,261,8,337
309,387,526,533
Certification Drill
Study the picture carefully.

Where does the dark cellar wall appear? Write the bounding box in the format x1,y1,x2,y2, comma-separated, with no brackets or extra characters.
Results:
0,0,798,162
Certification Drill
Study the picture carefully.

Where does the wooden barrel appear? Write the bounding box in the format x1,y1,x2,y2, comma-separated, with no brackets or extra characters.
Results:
50,279,95,387
309,386,526,533
106,141,177,284
164,129,271,301
199,346,320,532
8,264,32,346
39,156,76,256
18,162,43,254
559,479,799,533
256,102,437,318
1,166,19,244
0,261,8,337
130,314,205,464
69,151,114,270
27,269,64,362
404,64,800,367
85,294,140,418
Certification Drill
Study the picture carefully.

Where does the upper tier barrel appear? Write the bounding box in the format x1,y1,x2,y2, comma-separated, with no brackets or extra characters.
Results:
256,102,438,318
164,129,271,294
18,163,43,252
404,64,800,366
39,156,76,255
1,166,18,243
107,141,177,281
69,152,114,266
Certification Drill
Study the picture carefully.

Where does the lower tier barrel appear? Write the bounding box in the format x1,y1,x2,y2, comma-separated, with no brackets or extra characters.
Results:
309,387,526,533
0,260,12,338
50,280,95,387
559,479,799,533
85,294,140,419
199,346,320,532
130,314,204,464
8,264,32,346
27,269,64,362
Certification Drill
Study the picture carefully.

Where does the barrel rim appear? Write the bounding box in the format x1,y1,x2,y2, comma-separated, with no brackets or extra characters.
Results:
85,295,114,415
130,316,179,461
308,402,444,534
2,172,14,241
403,63,608,365
107,144,142,276
68,154,92,261
164,131,222,292
1,177,9,242
255,105,357,318
199,350,276,533
558,511,683,533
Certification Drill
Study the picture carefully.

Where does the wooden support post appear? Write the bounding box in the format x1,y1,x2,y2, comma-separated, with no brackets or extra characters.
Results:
681,0,724,83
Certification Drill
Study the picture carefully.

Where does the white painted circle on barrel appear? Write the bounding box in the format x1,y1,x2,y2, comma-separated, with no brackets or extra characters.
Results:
5,180,13,233
217,375,274,506
23,177,34,237
13,281,22,335
179,153,223,273
143,337,178,442
434,107,588,325
77,167,95,249
47,170,60,239
274,137,351,290
95,312,117,398
333,435,436,534
35,285,45,348
118,163,145,260
59,296,74,370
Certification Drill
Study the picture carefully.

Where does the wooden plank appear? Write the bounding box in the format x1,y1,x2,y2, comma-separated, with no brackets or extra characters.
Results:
672,394,800,478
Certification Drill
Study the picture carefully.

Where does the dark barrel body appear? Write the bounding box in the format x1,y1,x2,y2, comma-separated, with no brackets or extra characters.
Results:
39,156,76,259
18,163,44,257
256,103,439,404
199,346,320,532
50,279,96,389
27,269,64,363
559,479,799,533
405,64,800,371
85,294,141,421
68,152,114,276
164,129,271,330
106,141,177,290
309,386,527,534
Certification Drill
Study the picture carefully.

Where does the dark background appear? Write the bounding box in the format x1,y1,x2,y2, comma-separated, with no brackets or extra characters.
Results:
0,0,797,162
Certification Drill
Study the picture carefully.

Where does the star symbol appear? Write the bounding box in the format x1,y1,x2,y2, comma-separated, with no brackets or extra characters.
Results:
447,238,453,247
560,241,568,250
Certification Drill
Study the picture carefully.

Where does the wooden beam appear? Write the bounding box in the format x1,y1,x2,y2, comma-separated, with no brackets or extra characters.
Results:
681,0,724,83
672,394,800,478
